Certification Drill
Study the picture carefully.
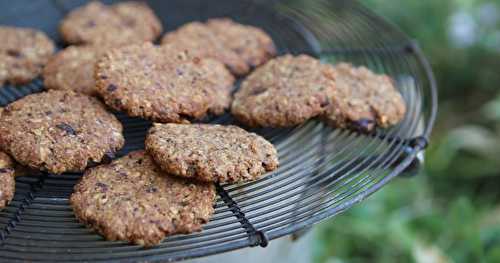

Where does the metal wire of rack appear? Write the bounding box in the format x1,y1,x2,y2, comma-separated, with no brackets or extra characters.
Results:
0,0,437,262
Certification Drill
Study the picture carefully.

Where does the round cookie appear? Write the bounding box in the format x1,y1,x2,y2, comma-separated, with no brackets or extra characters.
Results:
44,46,105,95
145,123,279,183
161,18,276,76
60,1,162,46
70,150,216,247
231,54,335,127
0,26,55,85
95,42,235,123
323,63,406,131
0,90,124,174
0,151,15,209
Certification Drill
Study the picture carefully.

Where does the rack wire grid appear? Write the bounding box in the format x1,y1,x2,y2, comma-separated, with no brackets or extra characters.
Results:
0,0,437,262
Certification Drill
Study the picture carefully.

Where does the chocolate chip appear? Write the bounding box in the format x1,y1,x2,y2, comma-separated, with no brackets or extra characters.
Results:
96,182,108,192
113,99,122,107
100,75,108,80
85,20,96,27
6,49,21,58
351,118,375,132
123,18,136,27
146,187,157,193
118,172,128,177
176,68,184,76
45,111,53,115
0,168,13,173
107,84,117,92
87,159,99,168
136,159,143,165
101,152,115,164
320,100,330,107
250,86,267,96
56,123,77,136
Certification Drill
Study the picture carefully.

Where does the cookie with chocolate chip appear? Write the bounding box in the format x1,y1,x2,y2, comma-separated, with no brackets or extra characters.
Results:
95,42,235,123
0,26,55,85
145,123,279,183
0,151,15,209
44,46,105,95
231,54,335,127
70,150,216,247
60,1,162,46
0,90,124,174
161,18,276,76
322,63,406,131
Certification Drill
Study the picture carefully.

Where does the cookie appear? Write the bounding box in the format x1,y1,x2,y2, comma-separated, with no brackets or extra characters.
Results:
60,1,162,46
161,18,276,76
70,150,215,247
43,46,106,95
0,151,15,209
231,54,335,127
145,123,279,183
323,63,406,131
0,90,124,174
0,26,55,85
95,42,235,123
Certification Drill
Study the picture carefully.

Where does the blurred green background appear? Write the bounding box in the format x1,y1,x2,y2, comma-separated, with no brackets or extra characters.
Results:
314,0,500,262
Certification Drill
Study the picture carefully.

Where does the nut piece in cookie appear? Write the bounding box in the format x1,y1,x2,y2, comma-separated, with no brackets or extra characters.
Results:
0,151,15,210
0,90,124,174
231,54,335,127
145,123,279,183
0,26,55,85
70,150,216,247
323,63,406,132
60,1,162,45
44,46,106,95
95,42,235,123
161,18,276,76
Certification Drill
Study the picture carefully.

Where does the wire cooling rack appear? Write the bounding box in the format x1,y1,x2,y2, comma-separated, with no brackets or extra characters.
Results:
0,0,437,262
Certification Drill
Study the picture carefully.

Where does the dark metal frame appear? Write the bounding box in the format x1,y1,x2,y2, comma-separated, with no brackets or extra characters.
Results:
0,0,437,262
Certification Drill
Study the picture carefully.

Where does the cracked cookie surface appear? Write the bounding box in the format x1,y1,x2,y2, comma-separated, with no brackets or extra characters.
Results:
60,1,162,45
70,150,215,247
161,18,276,76
231,54,335,127
146,123,279,183
0,90,124,174
96,43,234,123
44,46,105,95
322,63,406,131
0,26,54,85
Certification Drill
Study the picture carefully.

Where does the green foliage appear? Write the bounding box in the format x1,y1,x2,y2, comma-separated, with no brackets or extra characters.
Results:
315,0,500,262
315,177,500,263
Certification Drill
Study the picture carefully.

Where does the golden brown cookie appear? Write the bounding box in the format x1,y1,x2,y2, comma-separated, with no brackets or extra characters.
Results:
323,63,406,131
231,54,335,127
95,42,235,123
70,150,216,247
0,151,15,210
60,1,162,46
161,18,276,76
145,123,279,183
0,90,124,174
43,46,105,95
0,26,55,85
